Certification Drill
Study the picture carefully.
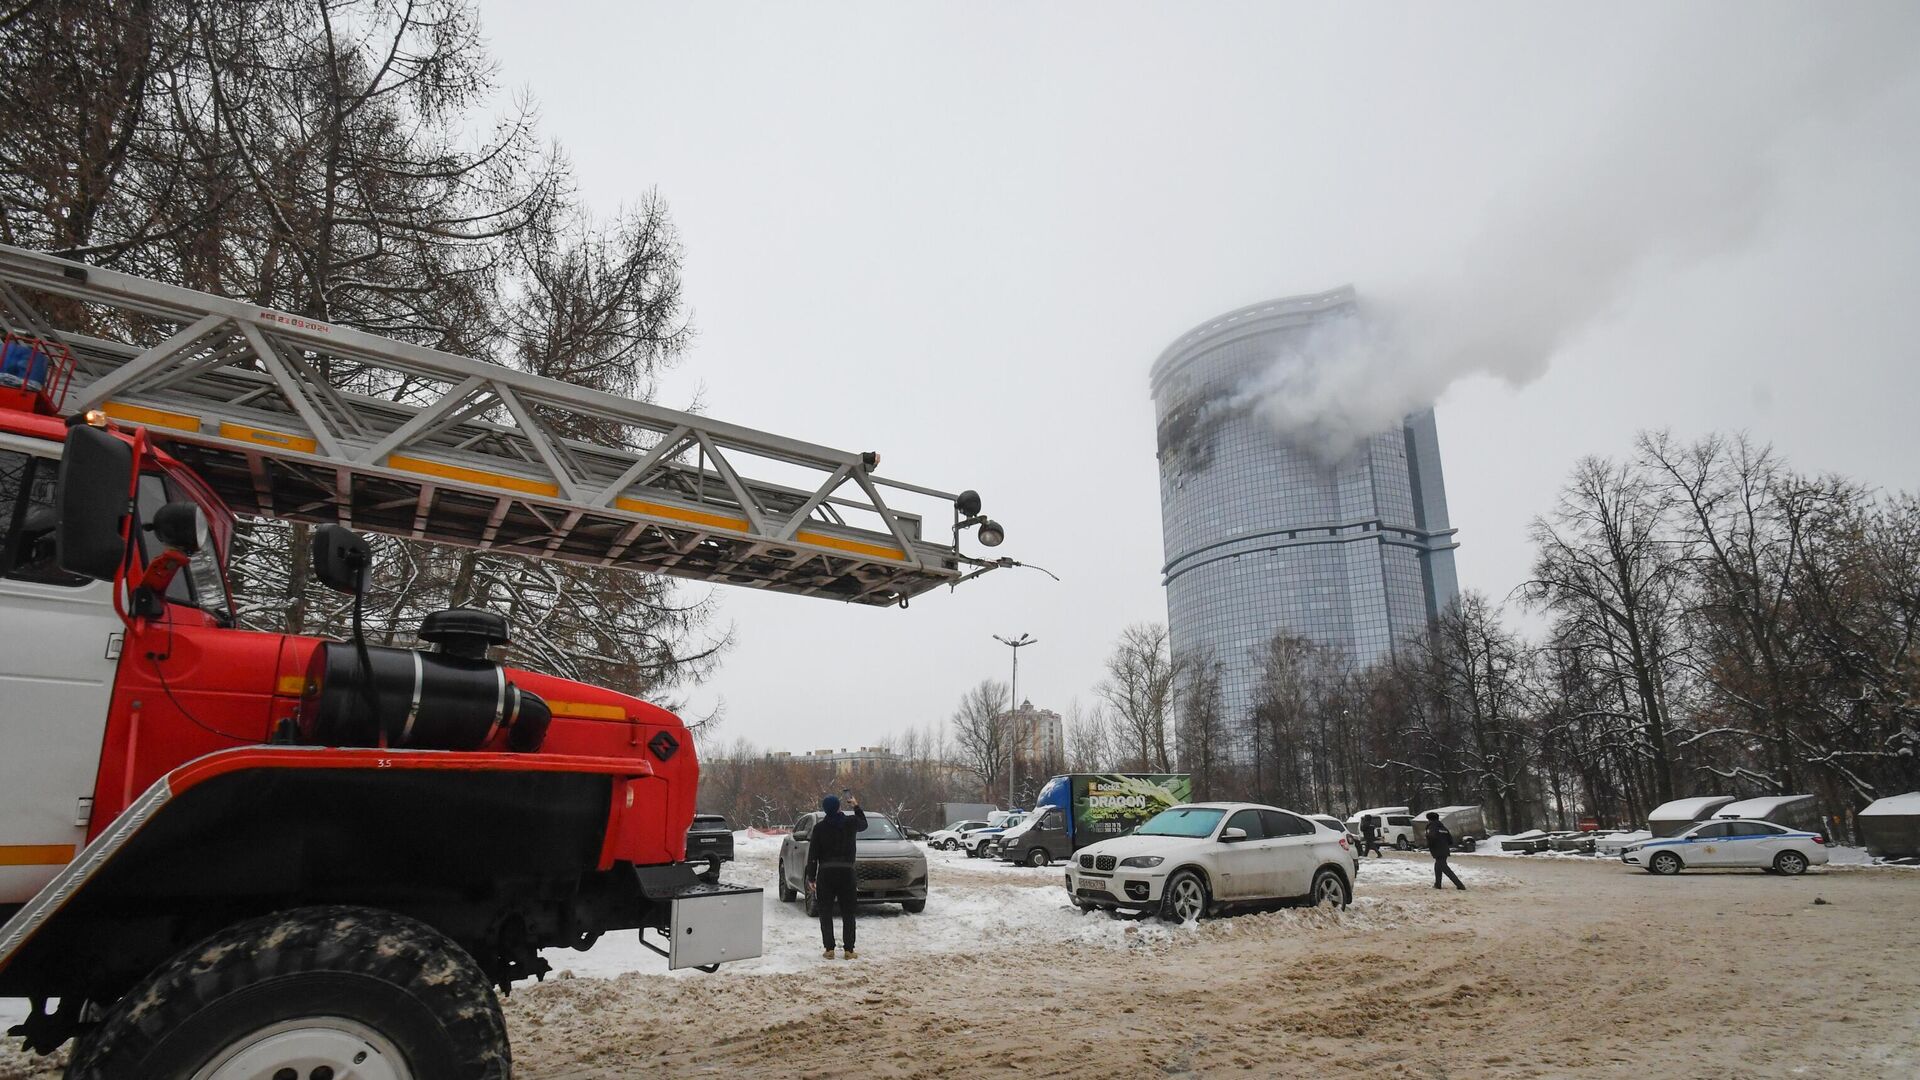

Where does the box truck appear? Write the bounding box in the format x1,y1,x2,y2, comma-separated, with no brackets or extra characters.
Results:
994,774,1192,866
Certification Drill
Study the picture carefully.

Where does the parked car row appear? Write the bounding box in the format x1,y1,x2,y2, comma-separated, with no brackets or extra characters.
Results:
710,782,1858,935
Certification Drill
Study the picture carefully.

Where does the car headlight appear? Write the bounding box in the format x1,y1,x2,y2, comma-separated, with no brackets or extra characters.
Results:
1119,856,1164,869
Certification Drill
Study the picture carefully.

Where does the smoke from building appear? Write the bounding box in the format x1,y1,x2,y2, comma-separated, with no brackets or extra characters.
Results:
1230,7,1918,464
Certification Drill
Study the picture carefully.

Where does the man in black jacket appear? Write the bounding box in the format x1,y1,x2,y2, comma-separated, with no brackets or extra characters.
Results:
805,794,868,958
1360,815,1384,858
1426,812,1466,891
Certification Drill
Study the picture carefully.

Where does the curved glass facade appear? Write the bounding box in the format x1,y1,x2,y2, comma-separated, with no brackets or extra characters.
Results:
1151,290,1459,757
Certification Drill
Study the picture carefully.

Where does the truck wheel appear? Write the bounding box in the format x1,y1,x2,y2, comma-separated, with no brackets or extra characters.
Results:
903,899,926,914
1394,837,1410,851
1026,848,1051,868
66,905,507,1080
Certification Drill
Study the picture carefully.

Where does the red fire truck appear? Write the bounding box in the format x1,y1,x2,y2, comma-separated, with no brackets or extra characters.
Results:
0,245,1008,1077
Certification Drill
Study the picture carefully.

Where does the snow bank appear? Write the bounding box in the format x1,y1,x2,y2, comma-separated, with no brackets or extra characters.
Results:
1823,844,1920,869
540,837,1508,982
1648,795,1734,823
1715,794,1816,819
0,840,1512,1034
1858,791,1920,816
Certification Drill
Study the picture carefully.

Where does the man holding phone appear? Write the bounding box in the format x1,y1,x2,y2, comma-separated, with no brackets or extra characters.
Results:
805,792,868,959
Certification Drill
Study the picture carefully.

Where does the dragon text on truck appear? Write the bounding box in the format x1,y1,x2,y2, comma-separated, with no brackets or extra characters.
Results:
993,774,1193,867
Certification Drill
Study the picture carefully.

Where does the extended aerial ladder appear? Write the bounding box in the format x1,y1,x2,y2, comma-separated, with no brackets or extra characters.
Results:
0,243,1009,606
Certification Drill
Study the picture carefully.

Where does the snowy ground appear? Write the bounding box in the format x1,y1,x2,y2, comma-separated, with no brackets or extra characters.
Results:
0,834,1496,1043
7,836,1919,1077
535,832,1487,982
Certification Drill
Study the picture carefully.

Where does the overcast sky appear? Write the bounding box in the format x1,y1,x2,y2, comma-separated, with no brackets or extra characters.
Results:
477,2,1920,754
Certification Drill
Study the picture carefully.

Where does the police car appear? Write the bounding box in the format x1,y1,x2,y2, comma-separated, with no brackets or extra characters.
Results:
1620,818,1829,876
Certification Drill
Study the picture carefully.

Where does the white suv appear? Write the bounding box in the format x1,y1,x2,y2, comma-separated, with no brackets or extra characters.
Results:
1065,802,1358,922
927,820,990,851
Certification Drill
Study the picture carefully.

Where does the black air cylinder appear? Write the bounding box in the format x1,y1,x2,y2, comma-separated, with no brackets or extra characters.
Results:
299,642,550,752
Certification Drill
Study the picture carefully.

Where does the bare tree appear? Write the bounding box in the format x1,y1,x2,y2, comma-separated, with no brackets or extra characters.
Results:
2,0,727,701
1065,699,1122,773
950,679,1010,799
1523,455,1692,804
1097,623,1184,772
1173,650,1226,798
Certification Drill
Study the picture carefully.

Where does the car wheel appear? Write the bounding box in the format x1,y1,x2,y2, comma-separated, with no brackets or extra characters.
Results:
903,899,926,914
1309,867,1351,908
778,872,796,902
1026,848,1050,868
1650,851,1683,876
1394,837,1410,851
1159,869,1210,924
941,839,957,851
1774,851,1808,876
66,906,507,1080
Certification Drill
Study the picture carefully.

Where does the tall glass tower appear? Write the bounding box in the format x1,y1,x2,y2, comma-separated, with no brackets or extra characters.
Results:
1150,288,1459,751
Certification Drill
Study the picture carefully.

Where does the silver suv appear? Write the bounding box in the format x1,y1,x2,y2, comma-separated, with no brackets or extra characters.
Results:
777,812,929,914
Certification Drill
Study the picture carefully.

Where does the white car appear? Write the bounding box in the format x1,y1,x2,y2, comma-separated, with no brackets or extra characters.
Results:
928,820,991,851
1620,818,1830,876
958,813,1028,857
1345,806,1417,851
1064,802,1359,922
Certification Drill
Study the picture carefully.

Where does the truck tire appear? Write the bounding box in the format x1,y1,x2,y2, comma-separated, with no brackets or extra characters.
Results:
66,905,507,1080
1025,847,1051,868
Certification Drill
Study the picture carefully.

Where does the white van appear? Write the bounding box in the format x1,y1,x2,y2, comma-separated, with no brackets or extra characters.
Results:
1345,806,1416,850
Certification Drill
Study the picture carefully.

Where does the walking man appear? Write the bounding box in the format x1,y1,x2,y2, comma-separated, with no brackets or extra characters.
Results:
1426,811,1466,891
806,793,867,959
1360,814,1384,858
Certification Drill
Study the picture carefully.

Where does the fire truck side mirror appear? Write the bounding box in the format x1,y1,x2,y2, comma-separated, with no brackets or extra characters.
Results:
312,523,370,594
151,503,207,554
55,423,134,582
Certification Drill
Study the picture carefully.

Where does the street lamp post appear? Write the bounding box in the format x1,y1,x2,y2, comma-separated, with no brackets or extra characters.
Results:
993,633,1036,809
